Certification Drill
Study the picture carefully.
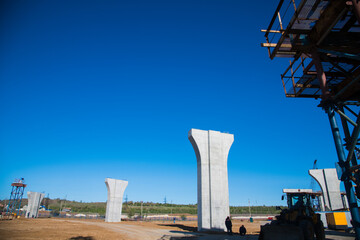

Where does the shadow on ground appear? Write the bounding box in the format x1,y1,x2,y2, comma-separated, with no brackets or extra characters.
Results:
159,224,198,232
325,230,354,237
158,224,260,240
68,236,94,240
159,236,198,240
159,233,259,240
324,229,355,240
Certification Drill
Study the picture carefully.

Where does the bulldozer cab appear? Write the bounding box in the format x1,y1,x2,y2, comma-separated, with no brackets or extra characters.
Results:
282,189,316,210
287,192,312,210
260,189,326,240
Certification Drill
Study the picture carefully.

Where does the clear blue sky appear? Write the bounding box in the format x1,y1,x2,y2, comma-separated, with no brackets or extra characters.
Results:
1,0,339,206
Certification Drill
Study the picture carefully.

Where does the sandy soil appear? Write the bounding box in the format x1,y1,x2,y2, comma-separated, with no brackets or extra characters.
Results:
0,218,261,240
0,218,355,240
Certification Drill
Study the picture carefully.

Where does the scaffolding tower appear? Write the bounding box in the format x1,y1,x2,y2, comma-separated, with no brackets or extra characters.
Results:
262,0,360,238
6,178,27,218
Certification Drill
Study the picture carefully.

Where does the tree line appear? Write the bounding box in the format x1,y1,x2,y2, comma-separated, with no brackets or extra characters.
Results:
0,198,283,216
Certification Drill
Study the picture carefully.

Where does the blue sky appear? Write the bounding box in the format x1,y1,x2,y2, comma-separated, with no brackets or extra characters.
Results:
1,0,338,206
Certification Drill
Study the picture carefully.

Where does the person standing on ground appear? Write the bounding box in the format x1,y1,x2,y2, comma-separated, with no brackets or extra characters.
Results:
239,225,247,236
225,216,233,235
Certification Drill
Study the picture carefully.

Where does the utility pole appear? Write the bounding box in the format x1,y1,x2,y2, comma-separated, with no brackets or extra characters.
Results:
59,195,67,215
59,200,63,214
44,193,50,210
248,199,251,217
140,201,143,218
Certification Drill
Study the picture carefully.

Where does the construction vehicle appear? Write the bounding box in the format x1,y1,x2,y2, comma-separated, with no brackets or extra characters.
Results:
259,189,325,240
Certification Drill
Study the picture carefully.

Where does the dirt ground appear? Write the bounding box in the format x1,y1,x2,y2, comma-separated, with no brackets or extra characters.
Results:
0,218,261,240
0,218,356,240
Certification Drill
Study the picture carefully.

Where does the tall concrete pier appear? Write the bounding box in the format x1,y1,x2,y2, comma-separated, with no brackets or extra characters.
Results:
188,129,234,232
309,168,343,211
105,178,128,222
25,192,44,218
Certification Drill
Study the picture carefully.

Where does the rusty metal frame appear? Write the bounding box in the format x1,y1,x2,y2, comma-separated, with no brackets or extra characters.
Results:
262,0,360,238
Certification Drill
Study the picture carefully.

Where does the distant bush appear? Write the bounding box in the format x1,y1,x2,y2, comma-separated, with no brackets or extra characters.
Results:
126,206,135,219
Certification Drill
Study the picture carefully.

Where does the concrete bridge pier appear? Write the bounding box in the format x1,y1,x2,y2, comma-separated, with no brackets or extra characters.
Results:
105,178,128,222
189,129,234,232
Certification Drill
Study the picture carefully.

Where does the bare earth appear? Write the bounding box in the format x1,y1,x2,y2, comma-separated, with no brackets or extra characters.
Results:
0,218,355,240
0,218,260,240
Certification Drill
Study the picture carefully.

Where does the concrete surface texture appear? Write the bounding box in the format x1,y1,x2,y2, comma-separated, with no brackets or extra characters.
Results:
188,128,234,232
25,191,45,218
309,168,344,211
105,178,128,222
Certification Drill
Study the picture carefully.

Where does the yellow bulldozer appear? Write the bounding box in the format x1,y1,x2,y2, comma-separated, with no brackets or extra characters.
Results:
259,189,325,240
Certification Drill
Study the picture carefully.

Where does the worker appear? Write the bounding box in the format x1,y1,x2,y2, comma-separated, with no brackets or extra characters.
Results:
225,216,233,235
239,225,247,236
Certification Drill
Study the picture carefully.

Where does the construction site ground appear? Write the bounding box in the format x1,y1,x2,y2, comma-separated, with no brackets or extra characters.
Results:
0,218,355,240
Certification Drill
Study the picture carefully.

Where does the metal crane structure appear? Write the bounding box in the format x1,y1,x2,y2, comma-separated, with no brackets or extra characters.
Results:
310,159,318,191
6,178,27,218
261,0,360,238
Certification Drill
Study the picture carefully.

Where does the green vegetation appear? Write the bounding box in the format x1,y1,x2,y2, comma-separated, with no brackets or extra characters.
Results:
230,206,282,215
50,200,107,215
120,202,197,215
0,198,283,216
